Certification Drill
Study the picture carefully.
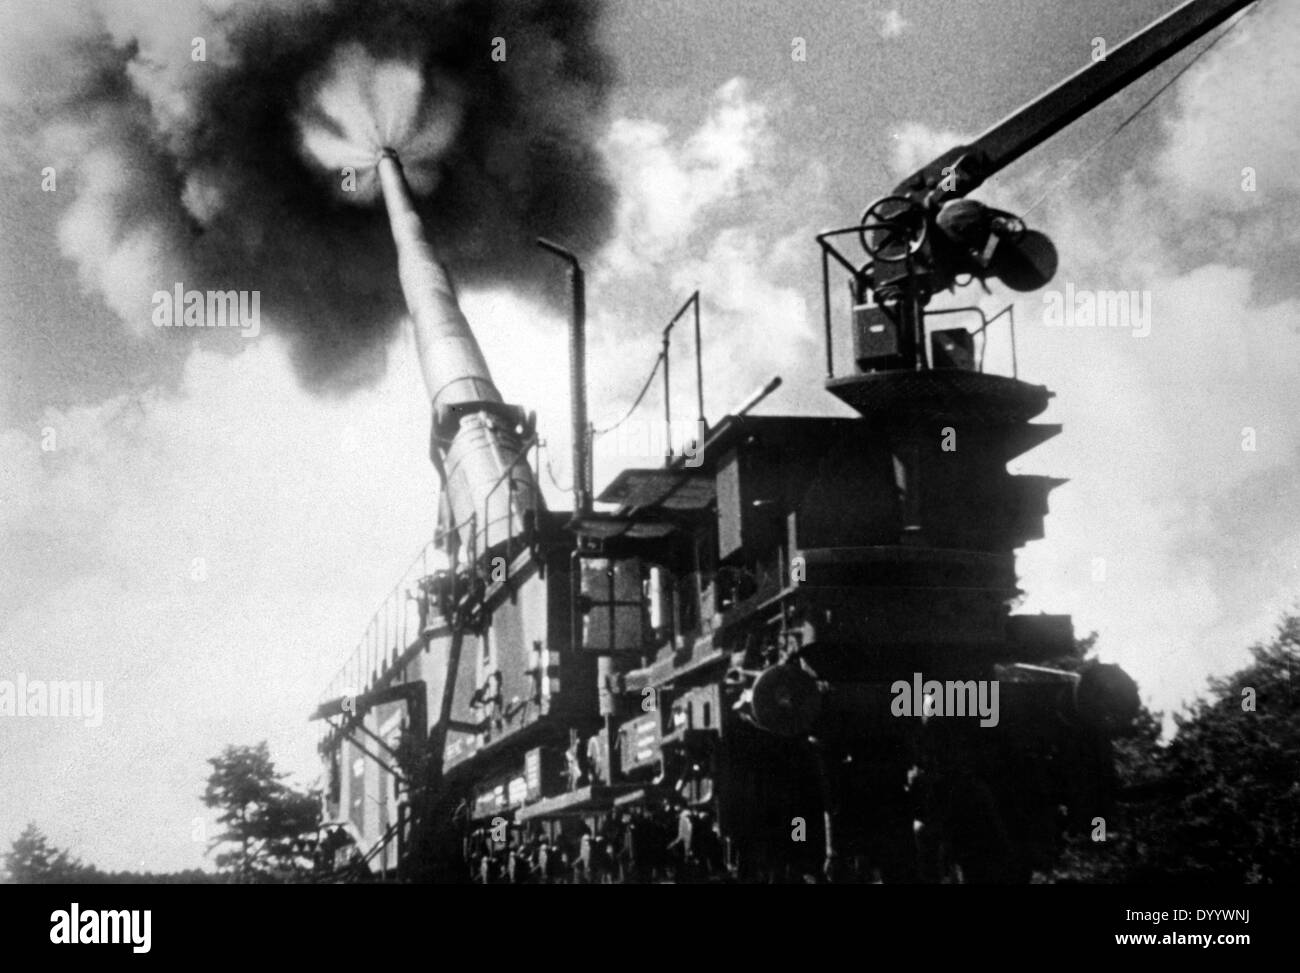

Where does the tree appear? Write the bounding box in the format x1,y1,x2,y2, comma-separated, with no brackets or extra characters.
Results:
1143,614,1300,883
203,741,323,883
1054,612,1300,883
2,823,96,883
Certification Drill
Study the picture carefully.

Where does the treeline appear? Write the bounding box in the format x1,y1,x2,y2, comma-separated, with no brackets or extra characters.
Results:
4,740,324,885
1052,613,1299,884
1,823,224,884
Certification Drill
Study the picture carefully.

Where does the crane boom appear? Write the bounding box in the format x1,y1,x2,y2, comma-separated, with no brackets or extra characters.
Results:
898,0,1258,201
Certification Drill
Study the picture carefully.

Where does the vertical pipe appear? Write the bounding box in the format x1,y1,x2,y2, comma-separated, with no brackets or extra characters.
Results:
692,292,704,431
587,418,595,509
662,331,672,462
537,238,590,516
663,293,702,460
821,248,834,378
572,262,588,513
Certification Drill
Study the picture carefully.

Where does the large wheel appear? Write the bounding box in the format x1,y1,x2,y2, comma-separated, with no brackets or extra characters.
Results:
858,195,928,261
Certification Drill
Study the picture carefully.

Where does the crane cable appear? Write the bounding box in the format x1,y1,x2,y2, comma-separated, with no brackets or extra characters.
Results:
536,350,665,493
1021,1,1266,219
541,444,571,494
592,350,664,437
528,345,667,493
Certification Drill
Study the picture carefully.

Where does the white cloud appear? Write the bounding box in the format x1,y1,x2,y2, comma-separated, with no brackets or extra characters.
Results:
565,78,842,476
877,8,912,40
1015,256,1300,716
0,333,441,871
1157,0,1300,208
888,121,973,179
467,79,842,494
598,79,773,278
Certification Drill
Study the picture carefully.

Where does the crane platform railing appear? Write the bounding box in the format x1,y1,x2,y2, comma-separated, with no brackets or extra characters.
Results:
816,226,1021,381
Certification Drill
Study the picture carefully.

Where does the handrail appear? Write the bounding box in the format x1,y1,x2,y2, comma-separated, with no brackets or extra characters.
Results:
661,290,705,460
925,304,1017,377
323,531,452,702
481,432,541,561
322,433,545,706
815,225,875,379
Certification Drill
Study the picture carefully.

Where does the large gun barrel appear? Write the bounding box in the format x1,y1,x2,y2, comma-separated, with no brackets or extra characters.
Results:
376,149,541,555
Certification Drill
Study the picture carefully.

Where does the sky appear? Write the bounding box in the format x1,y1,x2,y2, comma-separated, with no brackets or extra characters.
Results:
1,0,1298,873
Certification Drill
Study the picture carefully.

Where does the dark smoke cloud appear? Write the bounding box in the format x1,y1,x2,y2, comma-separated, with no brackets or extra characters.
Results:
1,0,616,391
